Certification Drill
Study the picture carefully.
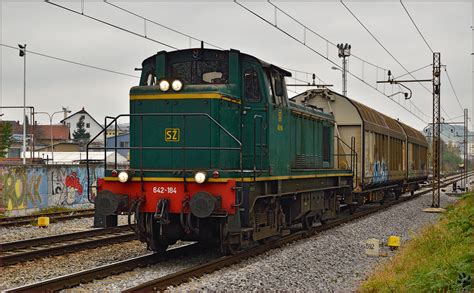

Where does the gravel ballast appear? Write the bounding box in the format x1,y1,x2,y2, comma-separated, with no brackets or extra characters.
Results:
0,240,149,291
0,215,129,242
72,246,219,292
173,186,467,291
1,178,470,292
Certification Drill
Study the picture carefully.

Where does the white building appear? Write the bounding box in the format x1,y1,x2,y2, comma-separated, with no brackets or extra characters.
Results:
61,108,103,141
469,142,474,160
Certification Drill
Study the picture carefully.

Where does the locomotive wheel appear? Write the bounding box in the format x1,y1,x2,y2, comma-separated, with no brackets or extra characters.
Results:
302,215,314,230
144,213,169,253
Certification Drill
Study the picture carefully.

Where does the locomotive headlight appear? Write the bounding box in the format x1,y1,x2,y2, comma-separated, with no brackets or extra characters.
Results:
194,172,207,184
171,80,183,91
118,171,130,183
159,80,170,92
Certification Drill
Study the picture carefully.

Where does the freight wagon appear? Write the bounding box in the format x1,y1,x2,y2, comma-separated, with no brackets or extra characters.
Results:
292,88,428,203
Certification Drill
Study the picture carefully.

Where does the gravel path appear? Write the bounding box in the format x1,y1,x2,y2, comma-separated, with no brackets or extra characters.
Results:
172,184,468,291
0,215,129,242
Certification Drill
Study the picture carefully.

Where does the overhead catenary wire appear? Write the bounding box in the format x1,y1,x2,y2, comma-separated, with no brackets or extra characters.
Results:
235,0,430,124
340,0,456,120
0,43,140,78
104,0,329,85
443,66,465,113
45,0,178,50
399,1,469,120
393,63,432,80
268,1,388,71
47,0,318,87
282,67,330,86
399,0,434,54
103,1,224,50
340,1,432,94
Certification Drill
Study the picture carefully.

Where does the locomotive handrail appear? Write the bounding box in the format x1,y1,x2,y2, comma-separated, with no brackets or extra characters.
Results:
253,115,264,181
86,113,244,205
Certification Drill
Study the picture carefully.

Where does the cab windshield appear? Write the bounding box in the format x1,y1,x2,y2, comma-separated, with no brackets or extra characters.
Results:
167,50,229,85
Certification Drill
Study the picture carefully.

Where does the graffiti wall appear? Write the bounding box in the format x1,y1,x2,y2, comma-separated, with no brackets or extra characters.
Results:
0,165,104,212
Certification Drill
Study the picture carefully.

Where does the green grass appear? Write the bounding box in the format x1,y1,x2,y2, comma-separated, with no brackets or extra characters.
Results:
361,193,473,292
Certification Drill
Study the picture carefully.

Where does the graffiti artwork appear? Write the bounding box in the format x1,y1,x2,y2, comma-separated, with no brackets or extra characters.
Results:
0,167,48,210
0,165,103,211
366,159,389,184
50,166,103,206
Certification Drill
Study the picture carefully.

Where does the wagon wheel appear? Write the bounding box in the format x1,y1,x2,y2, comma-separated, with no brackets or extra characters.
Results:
144,213,169,253
227,242,242,255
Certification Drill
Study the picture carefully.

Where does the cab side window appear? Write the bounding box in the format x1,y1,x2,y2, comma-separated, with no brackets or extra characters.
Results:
270,70,286,106
244,69,261,103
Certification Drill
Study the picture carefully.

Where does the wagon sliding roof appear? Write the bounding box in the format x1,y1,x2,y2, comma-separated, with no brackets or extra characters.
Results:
295,89,428,146
396,121,429,147
348,99,406,141
346,98,428,147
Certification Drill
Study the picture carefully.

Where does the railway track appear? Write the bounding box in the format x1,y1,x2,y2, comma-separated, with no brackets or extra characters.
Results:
4,172,471,292
0,208,95,227
123,172,472,292
0,225,136,266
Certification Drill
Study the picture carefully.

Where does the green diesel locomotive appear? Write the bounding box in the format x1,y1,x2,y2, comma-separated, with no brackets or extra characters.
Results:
94,48,354,252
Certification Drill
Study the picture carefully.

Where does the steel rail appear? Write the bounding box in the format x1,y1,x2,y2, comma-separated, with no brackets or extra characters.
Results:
3,243,200,293
123,172,472,292
1,225,131,251
0,209,95,227
0,226,136,266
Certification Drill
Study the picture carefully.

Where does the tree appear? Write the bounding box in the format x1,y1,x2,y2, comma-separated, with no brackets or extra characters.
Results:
0,121,13,158
73,116,90,141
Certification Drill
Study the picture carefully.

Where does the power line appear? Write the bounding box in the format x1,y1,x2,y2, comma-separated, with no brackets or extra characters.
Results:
103,1,224,50
340,1,432,94
340,0,456,120
45,0,178,50
268,1,388,71
282,67,330,86
397,2,461,121
399,0,434,54
443,66,465,112
0,43,139,78
236,0,430,124
393,63,432,80
47,0,324,92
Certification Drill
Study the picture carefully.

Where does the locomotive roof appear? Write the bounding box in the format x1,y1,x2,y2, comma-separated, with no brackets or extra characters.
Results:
142,48,292,77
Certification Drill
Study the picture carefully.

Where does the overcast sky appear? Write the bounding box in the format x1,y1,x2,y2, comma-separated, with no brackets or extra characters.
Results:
0,0,472,131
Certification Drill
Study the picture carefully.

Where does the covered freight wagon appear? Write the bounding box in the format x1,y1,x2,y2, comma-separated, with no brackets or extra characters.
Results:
292,88,428,202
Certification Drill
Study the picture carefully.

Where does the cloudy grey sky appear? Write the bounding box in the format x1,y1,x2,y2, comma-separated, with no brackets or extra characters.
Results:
0,0,472,131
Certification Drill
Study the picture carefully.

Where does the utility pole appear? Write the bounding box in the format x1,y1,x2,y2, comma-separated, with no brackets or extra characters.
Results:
336,43,351,96
35,110,70,164
432,52,441,207
18,44,27,164
377,52,442,207
464,109,468,190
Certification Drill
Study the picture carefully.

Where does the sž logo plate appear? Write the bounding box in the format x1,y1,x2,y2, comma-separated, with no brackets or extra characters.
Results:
164,128,180,142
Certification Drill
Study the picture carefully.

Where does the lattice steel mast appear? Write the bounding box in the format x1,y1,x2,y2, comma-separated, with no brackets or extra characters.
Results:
432,53,441,207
